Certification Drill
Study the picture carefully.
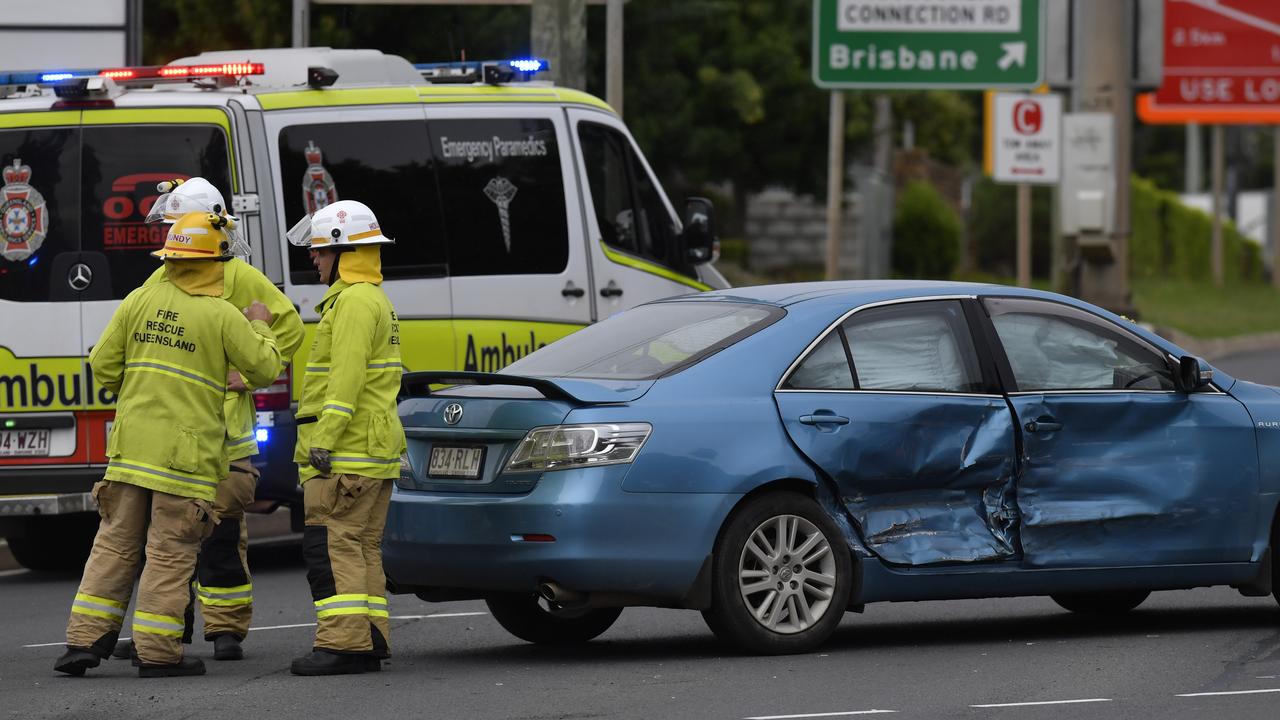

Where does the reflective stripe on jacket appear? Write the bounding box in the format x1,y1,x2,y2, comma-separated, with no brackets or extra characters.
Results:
90,277,282,501
294,280,405,482
144,259,305,460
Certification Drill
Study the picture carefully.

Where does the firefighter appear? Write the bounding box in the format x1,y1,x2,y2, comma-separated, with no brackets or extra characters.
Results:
108,179,305,663
54,212,282,678
285,200,404,676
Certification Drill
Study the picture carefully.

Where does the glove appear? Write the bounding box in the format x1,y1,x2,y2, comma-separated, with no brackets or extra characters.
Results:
309,447,332,475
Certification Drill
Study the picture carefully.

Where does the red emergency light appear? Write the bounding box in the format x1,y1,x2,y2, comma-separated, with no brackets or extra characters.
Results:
98,62,264,84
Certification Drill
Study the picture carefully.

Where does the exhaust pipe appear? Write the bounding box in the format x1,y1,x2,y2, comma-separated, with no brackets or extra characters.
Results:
538,581,586,607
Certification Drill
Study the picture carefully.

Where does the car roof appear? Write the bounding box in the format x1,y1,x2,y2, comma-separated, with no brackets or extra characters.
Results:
679,280,1006,307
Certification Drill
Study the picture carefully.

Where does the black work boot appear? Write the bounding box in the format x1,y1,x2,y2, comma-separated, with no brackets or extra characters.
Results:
138,656,206,678
53,646,101,677
290,649,365,676
112,639,134,660
363,656,382,672
212,635,243,661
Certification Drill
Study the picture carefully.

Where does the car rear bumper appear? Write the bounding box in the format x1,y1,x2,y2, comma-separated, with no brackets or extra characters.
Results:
383,465,741,603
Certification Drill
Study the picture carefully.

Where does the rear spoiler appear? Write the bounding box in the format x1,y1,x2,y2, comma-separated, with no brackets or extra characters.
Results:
400,371,584,404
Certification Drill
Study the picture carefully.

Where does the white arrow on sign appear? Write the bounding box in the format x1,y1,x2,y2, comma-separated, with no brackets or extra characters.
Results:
998,41,1027,71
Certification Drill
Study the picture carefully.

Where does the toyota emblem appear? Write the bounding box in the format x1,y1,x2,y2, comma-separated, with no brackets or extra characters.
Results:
67,263,93,291
443,403,464,426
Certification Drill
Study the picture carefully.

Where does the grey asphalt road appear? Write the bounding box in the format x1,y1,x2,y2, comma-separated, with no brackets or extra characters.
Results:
3,349,1279,720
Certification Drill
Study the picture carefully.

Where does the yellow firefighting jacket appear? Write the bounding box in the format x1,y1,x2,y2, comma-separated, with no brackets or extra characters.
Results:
90,274,282,501
145,259,304,460
294,278,405,482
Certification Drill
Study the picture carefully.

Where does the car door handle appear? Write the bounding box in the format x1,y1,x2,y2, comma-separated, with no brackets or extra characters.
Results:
800,413,850,426
561,283,585,298
600,284,623,298
1024,419,1063,433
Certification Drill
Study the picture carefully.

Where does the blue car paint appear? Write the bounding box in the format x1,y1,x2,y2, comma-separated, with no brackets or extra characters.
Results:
776,392,1018,565
1009,391,1259,567
386,281,1278,609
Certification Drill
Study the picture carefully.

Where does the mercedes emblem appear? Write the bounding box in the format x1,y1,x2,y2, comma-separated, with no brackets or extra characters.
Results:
67,263,93,291
443,402,464,426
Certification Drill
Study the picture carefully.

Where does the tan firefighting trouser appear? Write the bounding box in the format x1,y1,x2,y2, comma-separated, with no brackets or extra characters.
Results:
66,480,214,665
302,474,393,655
195,460,258,640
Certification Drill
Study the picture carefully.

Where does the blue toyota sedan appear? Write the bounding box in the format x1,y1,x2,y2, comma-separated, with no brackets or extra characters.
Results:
383,281,1280,655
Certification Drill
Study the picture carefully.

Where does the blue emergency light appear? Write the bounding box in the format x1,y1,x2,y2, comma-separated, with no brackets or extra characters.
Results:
414,57,550,85
256,428,270,443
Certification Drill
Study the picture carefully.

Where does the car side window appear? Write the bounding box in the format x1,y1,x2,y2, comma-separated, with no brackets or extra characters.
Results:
783,332,855,390
577,121,689,276
984,298,1176,392
843,301,984,393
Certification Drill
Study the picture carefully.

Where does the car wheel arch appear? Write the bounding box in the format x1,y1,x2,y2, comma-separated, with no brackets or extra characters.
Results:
712,478,863,572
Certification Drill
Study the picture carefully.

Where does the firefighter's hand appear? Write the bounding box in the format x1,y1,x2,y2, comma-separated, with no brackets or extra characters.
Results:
309,447,332,475
226,370,248,392
243,301,273,325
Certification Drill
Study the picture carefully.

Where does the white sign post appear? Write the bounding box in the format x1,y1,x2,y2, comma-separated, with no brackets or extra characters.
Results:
992,92,1060,287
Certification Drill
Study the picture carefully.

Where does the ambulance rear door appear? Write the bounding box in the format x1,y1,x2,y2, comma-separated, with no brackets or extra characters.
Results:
423,105,592,371
0,111,88,471
76,107,241,463
566,108,711,320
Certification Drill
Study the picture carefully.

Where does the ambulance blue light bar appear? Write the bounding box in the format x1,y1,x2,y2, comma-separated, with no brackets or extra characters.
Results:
0,68,100,86
415,58,550,84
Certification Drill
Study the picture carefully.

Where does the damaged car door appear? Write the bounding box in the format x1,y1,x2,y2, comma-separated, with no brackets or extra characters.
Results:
982,297,1259,568
775,299,1020,566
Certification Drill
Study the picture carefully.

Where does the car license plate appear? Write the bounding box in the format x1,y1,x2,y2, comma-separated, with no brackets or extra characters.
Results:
428,446,485,479
0,429,51,457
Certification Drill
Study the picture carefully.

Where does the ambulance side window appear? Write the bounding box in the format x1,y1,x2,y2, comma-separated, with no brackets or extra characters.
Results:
577,122,688,277
0,127,80,303
428,118,568,276
278,121,446,284
81,125,232,298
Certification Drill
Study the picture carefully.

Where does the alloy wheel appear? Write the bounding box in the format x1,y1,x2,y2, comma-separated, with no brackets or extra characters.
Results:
737,513,837,634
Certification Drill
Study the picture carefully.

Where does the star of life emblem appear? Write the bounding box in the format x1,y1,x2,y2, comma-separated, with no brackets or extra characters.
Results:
1,159,49,262
483,177,518,252
302,141,339,215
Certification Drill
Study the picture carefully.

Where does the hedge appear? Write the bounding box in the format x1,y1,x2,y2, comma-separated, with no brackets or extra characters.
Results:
1130,176,1263,284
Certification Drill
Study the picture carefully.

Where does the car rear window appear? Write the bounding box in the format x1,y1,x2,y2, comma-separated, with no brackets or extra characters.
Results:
506,301,783,380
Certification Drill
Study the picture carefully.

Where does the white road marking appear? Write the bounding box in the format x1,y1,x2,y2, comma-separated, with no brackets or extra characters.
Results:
745,711,897,719
23,611,488,647
1176,688,1280,698
0,568,29,578
970,699,1112,708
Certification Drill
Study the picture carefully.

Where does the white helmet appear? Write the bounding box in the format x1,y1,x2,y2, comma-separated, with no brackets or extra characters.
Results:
287,199,393,249
146,177,249,257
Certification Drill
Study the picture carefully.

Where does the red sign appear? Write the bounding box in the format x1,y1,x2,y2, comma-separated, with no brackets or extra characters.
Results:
1138,0,1280,124
1012,100,1043,134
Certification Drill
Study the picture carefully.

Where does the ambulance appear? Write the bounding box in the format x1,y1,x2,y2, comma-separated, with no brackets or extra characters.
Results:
0,48,727,570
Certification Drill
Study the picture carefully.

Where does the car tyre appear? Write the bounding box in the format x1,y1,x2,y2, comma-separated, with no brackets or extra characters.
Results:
6,513,99,573
702,492,852,655
485,593,623,645
1050,590,1150,615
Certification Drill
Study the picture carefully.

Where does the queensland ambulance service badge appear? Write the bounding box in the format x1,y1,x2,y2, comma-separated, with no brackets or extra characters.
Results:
1,159,49,262
302,141,339,215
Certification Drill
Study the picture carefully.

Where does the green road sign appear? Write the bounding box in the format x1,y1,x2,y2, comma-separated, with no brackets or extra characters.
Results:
813,0,1043,89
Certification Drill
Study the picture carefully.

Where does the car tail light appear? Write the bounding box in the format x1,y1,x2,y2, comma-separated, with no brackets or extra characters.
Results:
505,423,651,474
253,365,292,412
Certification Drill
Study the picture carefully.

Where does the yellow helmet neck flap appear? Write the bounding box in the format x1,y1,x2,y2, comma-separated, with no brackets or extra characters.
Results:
164,259,225,297
337,245,383,285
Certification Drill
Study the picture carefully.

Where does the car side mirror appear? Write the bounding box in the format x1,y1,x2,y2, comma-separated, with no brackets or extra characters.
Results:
1177,355,1214,391
681,197,717,265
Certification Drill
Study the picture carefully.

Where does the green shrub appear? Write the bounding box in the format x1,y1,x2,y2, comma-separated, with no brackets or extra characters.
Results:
968,177,1052,278
892,180,961,278
1128,176,1263,284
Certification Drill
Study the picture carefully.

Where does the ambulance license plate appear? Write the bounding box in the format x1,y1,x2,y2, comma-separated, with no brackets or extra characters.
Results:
428,446,484,479
0,429,50,457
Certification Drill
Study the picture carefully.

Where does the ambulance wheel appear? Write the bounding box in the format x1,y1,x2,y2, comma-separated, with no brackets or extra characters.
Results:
485,593,622,645
6,514,98,573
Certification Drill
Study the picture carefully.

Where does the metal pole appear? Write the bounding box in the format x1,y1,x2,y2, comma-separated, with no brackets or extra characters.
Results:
1273,126,1280,288
1186,121,1202,193
126,0,143,65
825,92,846,281
292,0,309,48
606,0,623,117
1211,123,1224,286
1017,183,1032,287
